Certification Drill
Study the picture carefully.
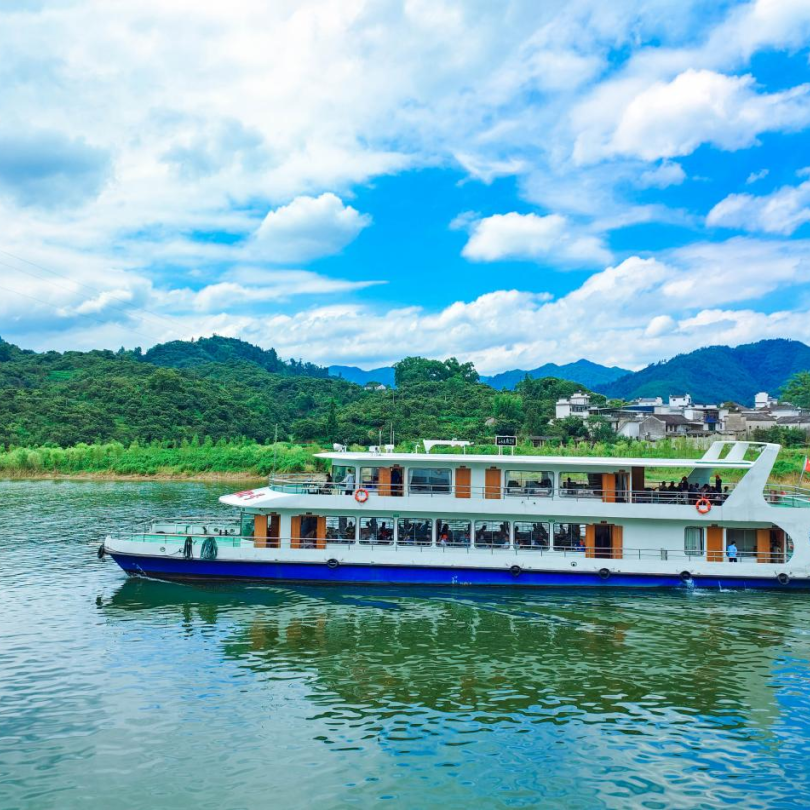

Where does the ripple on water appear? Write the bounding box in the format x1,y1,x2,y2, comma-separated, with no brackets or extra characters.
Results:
2,480,810,809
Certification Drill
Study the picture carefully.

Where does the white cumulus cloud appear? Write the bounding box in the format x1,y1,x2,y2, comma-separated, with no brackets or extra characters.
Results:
578,69,810,163
252,193,372,263
707,179,810,235
461,212,611,266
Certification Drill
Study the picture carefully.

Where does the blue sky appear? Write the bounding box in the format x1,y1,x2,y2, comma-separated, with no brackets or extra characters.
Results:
2,0,810,373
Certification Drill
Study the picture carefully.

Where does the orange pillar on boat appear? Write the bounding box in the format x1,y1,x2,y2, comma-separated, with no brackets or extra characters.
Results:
585,524,595,558
611,525,623,560
455,466,471,498
253,514,268,548
706,525,724,562
602,474,616,503
316,516,327,550
291,515,302,550
485,467,501,499
378,467,392,497
268,513,280,549
756,528,770,563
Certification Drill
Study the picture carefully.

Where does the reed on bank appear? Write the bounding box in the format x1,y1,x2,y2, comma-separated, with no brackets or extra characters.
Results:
0,436,807,482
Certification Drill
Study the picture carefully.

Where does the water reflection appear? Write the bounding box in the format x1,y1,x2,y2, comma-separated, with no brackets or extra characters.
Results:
105,580,796,733
6,479,810,809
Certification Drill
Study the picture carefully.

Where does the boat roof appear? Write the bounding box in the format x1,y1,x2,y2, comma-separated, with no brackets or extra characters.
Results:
314,451,754,469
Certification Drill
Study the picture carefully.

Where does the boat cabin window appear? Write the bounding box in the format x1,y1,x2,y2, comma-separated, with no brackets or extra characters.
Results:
359,467,381,490
397,518,432,546
505,471,553,497
514,521,550,550
332,466,356,491
684,526,704,556
553,523,586,551
326,516,356,544
409,467,452,494
559,472,603,498
359,516,394,545
474,521,510,548
726,528,757,559
436,518,471,548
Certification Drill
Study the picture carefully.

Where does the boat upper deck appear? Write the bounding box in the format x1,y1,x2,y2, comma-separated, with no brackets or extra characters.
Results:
314,450,756,470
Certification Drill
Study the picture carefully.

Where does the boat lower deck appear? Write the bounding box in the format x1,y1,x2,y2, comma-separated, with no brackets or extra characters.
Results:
109,551,808,590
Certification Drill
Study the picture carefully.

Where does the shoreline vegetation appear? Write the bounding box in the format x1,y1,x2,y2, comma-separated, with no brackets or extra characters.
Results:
1,438,807,484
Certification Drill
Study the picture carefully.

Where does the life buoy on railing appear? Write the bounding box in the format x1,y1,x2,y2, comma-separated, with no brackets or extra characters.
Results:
695,497,712,514
354,488,369,503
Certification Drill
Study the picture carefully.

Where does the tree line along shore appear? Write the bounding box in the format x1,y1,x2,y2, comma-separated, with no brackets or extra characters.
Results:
0,438,806,484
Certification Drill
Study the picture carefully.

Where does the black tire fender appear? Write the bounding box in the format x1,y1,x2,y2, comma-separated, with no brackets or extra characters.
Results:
510,565,521,577
598,568,610,580
777,572,789,585
680,571,692,582
326,558,340,570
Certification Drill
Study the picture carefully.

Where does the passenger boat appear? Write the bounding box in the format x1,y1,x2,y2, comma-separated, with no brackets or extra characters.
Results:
102,440,810,589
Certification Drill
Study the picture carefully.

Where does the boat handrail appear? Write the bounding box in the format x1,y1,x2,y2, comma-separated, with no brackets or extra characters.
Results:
108,530,793,564
265,476,741,504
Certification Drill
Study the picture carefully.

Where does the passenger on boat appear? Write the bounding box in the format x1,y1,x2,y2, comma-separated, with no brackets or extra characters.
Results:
438,523,450,547
727,540,738,562
391,467,403,496
342,469,355,494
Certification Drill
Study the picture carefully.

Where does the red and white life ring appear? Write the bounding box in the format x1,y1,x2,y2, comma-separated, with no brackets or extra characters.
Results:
695,497,712,514
354,488,369,503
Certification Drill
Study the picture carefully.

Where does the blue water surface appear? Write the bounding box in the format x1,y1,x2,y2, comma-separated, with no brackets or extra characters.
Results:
2,480,810,809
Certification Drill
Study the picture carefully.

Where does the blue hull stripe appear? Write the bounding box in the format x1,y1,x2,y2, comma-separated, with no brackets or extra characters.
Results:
109,553,808,590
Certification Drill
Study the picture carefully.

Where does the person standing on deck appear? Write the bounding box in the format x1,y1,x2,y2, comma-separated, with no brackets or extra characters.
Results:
727,539,738,563
342,469,355,494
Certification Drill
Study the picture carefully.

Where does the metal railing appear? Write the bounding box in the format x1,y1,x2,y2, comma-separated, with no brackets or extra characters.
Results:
111,529,793,564
267,475,740,506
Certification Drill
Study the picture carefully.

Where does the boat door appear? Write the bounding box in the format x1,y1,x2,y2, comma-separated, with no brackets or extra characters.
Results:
595,524,612,559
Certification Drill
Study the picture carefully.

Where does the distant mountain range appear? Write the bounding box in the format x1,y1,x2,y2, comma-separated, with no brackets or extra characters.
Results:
329,359,629,390
330,339,810,405
598,339,810,405
328,365,397,387
483,359,630,390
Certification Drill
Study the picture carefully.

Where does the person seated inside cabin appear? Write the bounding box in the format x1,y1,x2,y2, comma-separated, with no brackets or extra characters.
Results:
476,523,489,545
379,521,393,543
507,478,521,495
438,523,450,547
575,535,585,552
498,522,510,546
319,472,333,495
564,477,575,494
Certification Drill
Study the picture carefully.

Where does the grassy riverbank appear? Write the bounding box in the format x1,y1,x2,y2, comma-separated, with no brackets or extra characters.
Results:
0,437,807,483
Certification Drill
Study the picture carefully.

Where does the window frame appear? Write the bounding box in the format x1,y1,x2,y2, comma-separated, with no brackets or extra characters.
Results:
473,520,511,549
505,471,554,497
408,467,453,494
514,521,550,551
325,515,357,544
396,517,433,546
435,518,472,548
553,522,587,551
684,526,704,557
359,515,394,545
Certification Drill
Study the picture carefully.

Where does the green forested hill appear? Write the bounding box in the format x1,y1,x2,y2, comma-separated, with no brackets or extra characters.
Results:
142,335,328,377
601,339,810,404
0,337,593,448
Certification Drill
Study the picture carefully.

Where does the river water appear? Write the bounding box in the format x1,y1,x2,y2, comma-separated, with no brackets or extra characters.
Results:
3,479,810,809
